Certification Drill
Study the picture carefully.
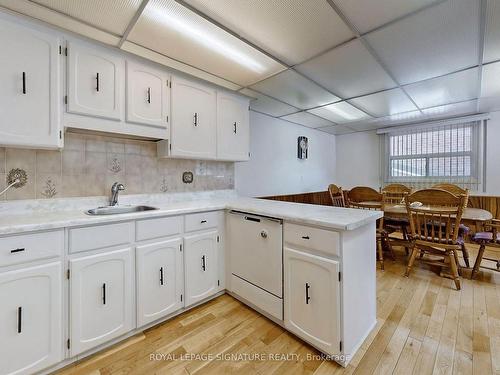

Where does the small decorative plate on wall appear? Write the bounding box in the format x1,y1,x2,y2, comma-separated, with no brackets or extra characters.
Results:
182,171,194,184
297,136,308,159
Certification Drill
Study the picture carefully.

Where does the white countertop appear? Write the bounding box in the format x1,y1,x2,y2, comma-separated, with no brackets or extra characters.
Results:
0,191,382,235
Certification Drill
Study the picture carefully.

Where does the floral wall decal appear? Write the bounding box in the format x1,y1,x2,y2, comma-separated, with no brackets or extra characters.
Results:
160,177,168,192
41,178,57,198
109,157,122,173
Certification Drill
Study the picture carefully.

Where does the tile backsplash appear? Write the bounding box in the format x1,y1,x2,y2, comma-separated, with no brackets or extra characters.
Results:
0,133,234,200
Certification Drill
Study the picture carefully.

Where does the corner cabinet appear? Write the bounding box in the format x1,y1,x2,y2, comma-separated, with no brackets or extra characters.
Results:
170,77,217,159
0,262,62,375
0,16,61,149
126,61,170,129
69,248,134,356
216,92,250,161
184,231,219,307
136,238,183,327
67,41,123,121
284,247,341,355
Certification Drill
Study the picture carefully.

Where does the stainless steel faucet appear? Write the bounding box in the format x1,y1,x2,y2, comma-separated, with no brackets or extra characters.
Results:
110,182,125,206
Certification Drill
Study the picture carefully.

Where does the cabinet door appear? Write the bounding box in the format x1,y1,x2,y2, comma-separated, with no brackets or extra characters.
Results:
0,18,60,148
171,77,216,159
0,262,62,375
216,92,250,161
284,248,341,355
184,231,218,306
67,41,122,120
126,61,169,129
69,248,133,356
136,238,183,327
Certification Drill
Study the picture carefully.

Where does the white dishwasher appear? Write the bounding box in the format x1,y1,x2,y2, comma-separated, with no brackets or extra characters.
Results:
227,211,283,320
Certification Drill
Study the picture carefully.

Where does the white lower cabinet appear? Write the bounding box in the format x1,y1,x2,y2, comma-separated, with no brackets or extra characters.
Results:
284,247,341,355
0,262,62,375
69,248,134,356
136,238,183,327
184,231,219,307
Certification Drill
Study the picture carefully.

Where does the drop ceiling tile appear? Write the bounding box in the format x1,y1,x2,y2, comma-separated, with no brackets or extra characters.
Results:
296,39,396,98
478,96,500,112
280,112,336,128
348,88,417,117
239,88,298,117
128,0,286,86
182,0,354,65
481,62,500,98
366,0,480,84
348,110,424,131
421,100,478,117
484,0,500,63
250,70,340,109
333,0,439,34
31,0,142,35
317,125,356,135
404,68,479,109
308,102,371,124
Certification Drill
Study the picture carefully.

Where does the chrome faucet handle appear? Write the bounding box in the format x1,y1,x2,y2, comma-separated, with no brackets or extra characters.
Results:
110,182,125,206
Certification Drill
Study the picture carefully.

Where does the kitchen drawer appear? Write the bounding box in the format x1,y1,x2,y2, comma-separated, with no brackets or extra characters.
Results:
0,230,63,267
136,215,183,242
185,211,219,232
284,223,340,257
69,222,134,253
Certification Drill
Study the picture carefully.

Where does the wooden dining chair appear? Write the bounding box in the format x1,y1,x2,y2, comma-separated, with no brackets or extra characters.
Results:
431,183,471,267
471,219,500,279
381,184,412,254
404,189,467,290
347,187,394,270
328,184,345,207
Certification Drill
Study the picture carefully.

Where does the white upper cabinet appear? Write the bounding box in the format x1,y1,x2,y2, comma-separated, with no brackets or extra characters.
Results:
216,92,250,161
0,17,61,149
69,248,134,356
67,41,123,121
284,248,341,355
170,76,217,159
126,61,170,129
184,231,219,307
136,238,183,327
0,262,62,375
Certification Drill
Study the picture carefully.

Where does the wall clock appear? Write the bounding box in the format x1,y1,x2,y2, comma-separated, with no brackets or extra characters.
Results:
297,136,308,159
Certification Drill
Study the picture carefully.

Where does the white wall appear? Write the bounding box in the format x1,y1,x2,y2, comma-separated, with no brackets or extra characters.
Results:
235,111,336,197
335,130,381,190
485,110,500,194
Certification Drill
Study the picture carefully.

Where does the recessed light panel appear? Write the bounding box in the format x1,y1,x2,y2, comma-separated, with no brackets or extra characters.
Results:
183,0,354,65
250,70,340,109
296,39,396,98
366,0,480,84
348,88,417,117
239,89,298,117
128,0,285,86
31,0,143,35
309,102,371,123
280,112,336,128
317,125,356,135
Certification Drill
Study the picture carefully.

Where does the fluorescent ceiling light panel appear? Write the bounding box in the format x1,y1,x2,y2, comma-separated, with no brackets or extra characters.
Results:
317,125,356,135
281,112,336,128
309,102,371,123
348,88,417,117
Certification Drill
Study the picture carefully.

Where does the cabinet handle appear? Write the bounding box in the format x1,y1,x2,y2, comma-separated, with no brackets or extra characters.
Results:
193,112,198,126
147,87,151,104
160,267,164,286
17,306,22,333
233,122,237,134
201,255,206,271
102,283,106,305
305,283,311,305
10,248,25,253
301,235,310,240
96,73,100,92
200,220,207,224
22,72,26,94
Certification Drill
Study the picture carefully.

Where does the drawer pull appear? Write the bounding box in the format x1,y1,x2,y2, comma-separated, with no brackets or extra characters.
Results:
10,248,25,253
102,283,106,305
160,266,164,286
96,72,100,92
305,283,311,305
201,255,206,271
193,112,198,126
301,236,310,240
200,220,207,224
244,216,260,223
147,87,151,103
17,306,22,333
22,72,26,94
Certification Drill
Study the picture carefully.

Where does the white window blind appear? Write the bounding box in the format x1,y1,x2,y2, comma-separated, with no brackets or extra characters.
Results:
382,120,483,190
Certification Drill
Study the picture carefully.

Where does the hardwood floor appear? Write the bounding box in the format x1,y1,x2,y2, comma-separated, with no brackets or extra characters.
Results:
56,245,500,375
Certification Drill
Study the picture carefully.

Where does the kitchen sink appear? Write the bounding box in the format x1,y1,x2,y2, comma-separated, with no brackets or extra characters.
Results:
85,205,158,215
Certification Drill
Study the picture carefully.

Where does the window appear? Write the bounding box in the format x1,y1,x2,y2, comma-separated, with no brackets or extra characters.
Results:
381,119,483,190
